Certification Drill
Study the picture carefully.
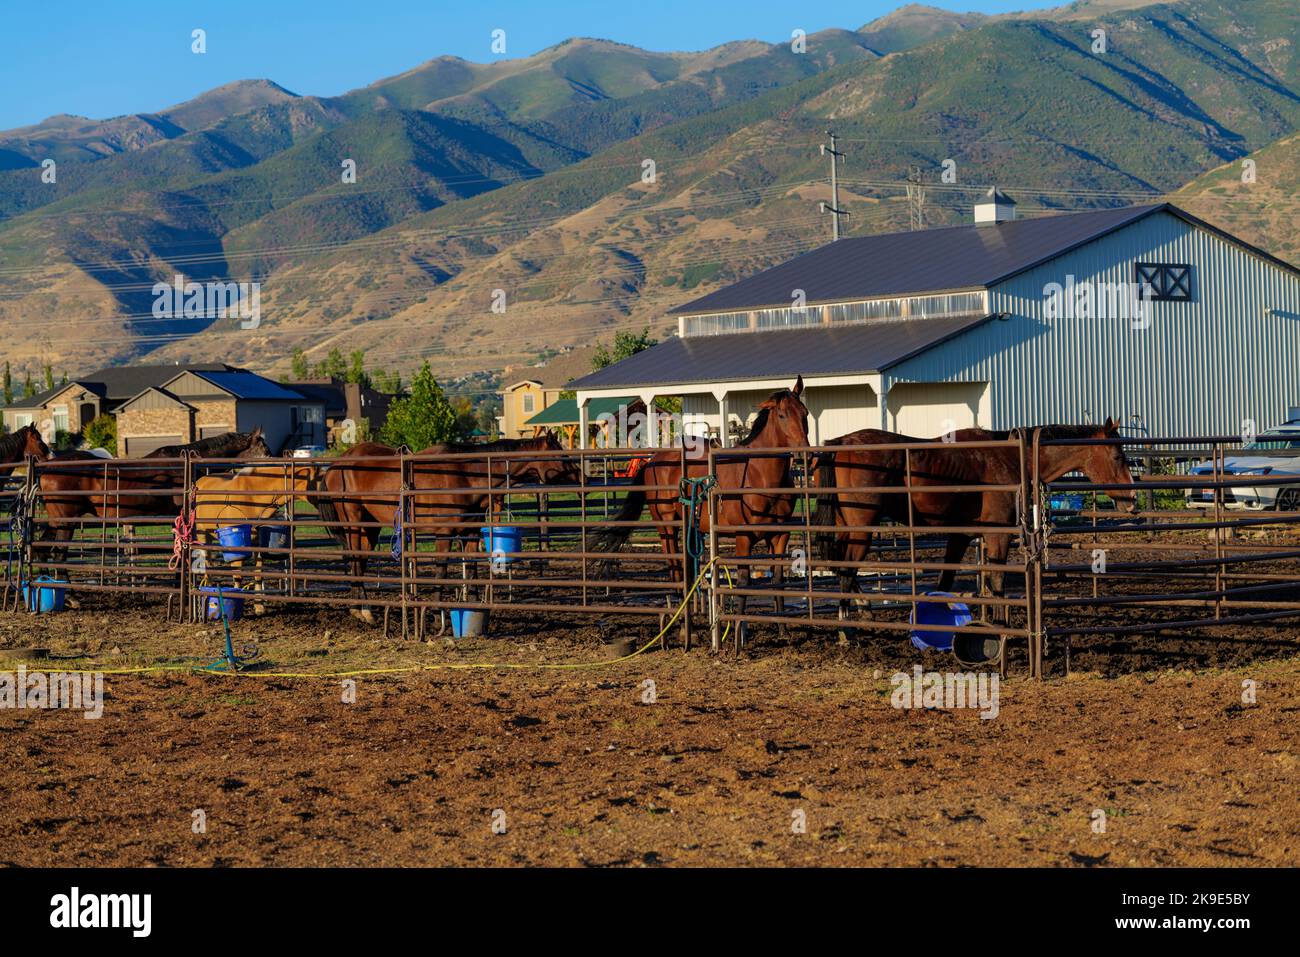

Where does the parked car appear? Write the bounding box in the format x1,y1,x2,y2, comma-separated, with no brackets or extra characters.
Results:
1186,422,1300,510
290,444,327,459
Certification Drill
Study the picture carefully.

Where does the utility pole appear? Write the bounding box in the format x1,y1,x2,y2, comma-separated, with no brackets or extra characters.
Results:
820,131,847,241
906,165,926,231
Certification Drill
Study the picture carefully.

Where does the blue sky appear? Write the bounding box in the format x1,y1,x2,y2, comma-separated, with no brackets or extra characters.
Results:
0,0,1057,130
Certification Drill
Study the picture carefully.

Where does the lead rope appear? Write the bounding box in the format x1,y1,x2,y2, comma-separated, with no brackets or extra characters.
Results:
679,474,716,586
169,509,196,571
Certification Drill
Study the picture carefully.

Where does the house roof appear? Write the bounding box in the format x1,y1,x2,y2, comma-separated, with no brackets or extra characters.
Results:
569,314,997,391
505,345,602,390
5,363,237,411
289,381,349,415
668,203,1300,316
524,395,641,426
113,387,198,413
180,370,305,401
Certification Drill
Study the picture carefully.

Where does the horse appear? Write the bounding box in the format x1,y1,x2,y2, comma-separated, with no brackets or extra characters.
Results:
590,378,810,645
0,424,52,474
193,462,317,601
813,419,1139,625
315,434,580,624
34,428,272,570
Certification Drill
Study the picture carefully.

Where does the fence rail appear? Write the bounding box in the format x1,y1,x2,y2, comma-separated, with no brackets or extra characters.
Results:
4,432,1300,676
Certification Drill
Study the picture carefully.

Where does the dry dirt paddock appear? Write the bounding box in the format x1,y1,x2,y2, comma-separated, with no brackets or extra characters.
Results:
0,598,1297,867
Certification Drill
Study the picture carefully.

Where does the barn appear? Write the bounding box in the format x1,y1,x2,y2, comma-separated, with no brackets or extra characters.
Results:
568,194,1300,445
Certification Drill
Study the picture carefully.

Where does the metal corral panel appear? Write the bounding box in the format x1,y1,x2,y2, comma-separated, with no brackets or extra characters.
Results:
886,209,1300,436
684,384,877,445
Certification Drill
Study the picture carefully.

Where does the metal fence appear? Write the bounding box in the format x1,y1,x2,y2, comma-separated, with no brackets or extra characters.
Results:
7,433,1300,676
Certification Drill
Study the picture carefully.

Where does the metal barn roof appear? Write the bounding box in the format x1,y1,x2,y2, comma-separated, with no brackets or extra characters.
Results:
186,370,305,401
524,395,640,426
569,314,996,390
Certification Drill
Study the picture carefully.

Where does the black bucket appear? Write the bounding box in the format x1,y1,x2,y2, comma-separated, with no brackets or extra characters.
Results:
951,623,1005,668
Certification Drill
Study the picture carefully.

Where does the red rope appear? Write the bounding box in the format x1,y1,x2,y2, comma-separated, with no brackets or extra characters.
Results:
170,509,196,571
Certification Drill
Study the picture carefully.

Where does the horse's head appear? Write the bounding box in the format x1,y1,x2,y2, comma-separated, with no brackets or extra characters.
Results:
513,433,581,486
240,427,271,459
23,423,52,461
751,376,810,448
1042,417,1138,515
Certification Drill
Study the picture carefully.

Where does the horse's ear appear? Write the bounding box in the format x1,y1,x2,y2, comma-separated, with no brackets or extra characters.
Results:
1103,415,1117,433
792,375,804,398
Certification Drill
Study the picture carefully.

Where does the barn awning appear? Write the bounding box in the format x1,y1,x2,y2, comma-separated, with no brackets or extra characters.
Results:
524,395,640,426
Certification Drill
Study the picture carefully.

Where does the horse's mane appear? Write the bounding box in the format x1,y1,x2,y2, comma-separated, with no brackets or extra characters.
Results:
434,437,550,453
1012,424,1106,443
0,429,32,460
156,429,258,456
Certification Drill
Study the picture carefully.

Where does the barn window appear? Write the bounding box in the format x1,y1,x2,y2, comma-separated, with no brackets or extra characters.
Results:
522,393,535,414
1134,263,1193,301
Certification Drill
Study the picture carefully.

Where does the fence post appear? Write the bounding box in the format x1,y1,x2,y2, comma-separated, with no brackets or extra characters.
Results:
708,446,720,653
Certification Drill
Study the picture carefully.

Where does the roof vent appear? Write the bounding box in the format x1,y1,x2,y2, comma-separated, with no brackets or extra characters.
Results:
974,187,1016,226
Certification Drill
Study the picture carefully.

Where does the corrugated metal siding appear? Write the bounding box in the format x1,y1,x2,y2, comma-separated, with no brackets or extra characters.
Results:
887,210,1300,436
886,382,987,435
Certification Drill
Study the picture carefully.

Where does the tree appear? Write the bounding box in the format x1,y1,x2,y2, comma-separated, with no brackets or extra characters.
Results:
42,363,54,391
22,371,35,397
380,362,458,449
592,327,657,371
452,397,478,437
2,361,11,406
313,348,347,381
346,349,372,390
373,368,402,394
290,348,310,380
83,414,117,452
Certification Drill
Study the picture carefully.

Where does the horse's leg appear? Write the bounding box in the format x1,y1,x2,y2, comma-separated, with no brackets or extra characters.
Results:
938,533,973,594
771,532,789,642
985,532,1013,625
733,534,754,653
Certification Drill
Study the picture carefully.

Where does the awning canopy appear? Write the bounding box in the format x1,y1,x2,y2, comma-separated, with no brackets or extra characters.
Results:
524,395,641,426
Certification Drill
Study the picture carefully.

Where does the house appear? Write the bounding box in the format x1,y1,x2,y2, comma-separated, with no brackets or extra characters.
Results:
1,363,326,457
568,195,1300,445
289,379,398,445
497,345,602,439
112,369,323,456
2,363,236,444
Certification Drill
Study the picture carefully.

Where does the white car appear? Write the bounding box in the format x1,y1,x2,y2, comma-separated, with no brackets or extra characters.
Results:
1186,423,1300,510
290,444,327,459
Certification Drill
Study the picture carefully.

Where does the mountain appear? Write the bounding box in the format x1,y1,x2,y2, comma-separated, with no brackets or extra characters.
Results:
3,0,1300,381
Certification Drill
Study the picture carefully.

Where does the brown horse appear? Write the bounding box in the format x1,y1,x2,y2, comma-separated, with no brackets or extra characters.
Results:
813,419,1138,622
0,424,52,473
316,434,580,619
34,429,272,568
590,378,810,643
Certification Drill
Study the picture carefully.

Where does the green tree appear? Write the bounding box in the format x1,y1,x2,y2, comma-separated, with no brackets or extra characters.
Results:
373,368,402,394
346,349,372,389
22,371,35,397
313,348,347,381
83,414,117,452
380,362,458,449
42,363,54,391
290,348,310,380
2,361,11,406
592,327,657,370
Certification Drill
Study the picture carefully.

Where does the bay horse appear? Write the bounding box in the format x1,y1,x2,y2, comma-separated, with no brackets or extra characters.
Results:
813,419,1138,624
35,428,272,569
193,462,317,599
0,424,52,474
315,434,580,622
590,377,810,644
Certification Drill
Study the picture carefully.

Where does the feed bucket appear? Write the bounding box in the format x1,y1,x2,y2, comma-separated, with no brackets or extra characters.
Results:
952,623,1005,667
23,577,68,614
216,524,252,562
481,526,522,567
450,609,488,638
908,591,972,652
199,586,246,622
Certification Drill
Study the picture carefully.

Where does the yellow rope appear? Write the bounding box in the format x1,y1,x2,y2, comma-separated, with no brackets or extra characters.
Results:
14,561,736,680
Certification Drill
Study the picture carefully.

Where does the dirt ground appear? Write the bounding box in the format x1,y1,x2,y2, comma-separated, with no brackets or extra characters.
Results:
0,594,1297,867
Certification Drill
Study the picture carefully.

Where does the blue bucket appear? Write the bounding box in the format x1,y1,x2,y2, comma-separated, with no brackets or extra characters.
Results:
216,524,252,562
909,591,972,652
450,608,488,638
1049,492,1086,512
23,577,68,614
198,586,246,622
481,526,522,566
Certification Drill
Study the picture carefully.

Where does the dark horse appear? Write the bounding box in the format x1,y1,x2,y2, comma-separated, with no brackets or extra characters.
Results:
0,424,52,473
813,420,1138,622
590,378,810,643
35,428,271,566
316,434,580,621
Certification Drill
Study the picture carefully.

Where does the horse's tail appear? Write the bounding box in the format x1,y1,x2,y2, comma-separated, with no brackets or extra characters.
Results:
813,446,843,561
589,458,651,557
313,465,347,548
